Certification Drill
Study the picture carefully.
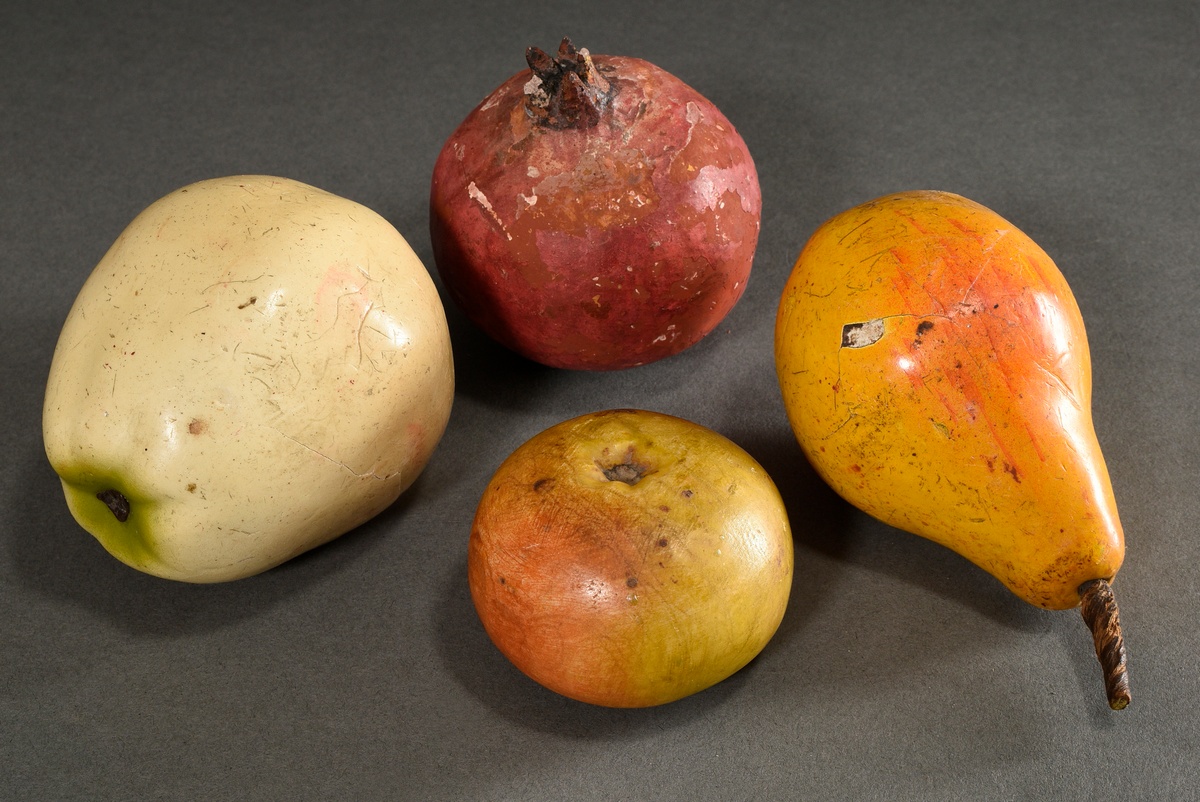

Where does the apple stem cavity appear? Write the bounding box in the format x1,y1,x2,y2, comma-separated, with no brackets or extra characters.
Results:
1079,578,1131,710
524,37,613,129
96,489,131,523
598,454,649,486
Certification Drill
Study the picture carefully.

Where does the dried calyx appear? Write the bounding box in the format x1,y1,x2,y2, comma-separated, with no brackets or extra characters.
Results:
524,37,613,129
97,489,130,522
598,450,650,486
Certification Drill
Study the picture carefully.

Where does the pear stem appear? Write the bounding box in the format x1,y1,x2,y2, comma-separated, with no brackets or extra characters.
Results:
1079,578,1130,710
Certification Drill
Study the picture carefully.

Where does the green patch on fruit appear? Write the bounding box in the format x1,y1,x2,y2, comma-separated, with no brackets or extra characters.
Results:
56,466,159,570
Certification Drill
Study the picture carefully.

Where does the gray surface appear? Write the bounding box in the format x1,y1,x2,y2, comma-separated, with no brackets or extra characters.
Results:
3,1,1198,799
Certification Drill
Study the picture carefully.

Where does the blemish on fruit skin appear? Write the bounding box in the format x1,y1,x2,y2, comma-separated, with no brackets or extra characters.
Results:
841,319,885,348
188,418,207,435
599,450,650,485
467,181,512,241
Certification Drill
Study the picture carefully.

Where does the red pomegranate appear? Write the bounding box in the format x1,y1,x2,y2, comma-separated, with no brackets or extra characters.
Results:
430,38,762,370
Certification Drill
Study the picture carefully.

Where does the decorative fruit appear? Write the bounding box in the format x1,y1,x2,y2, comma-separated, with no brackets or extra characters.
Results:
468,409,793,707
775,190,1130,708
43,176,455,582
430,37,762,370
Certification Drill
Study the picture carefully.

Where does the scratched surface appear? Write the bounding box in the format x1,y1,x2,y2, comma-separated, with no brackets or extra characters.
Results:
2,0,1198,800
430,45,761,370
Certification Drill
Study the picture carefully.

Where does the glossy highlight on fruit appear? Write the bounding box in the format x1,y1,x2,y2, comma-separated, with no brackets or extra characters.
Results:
43,176,455,582
468,409,793,707
430,38,761,370
775,190,1130,708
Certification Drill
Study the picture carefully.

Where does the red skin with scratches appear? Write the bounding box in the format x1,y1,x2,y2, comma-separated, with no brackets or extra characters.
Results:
430,51,761,370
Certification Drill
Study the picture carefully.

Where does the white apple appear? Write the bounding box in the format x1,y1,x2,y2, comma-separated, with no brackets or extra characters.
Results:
43,175,455,582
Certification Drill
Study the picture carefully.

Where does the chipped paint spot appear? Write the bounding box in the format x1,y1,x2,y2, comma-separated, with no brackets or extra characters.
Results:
480,84,510,111
688,164,758,214
523,74,547,108
841,319,885,348
467,181,512,241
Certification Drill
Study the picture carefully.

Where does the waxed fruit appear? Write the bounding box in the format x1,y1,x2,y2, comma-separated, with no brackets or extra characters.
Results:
430,38,761,370
43,176,455,582
468,409,793,707
775,190,1130,708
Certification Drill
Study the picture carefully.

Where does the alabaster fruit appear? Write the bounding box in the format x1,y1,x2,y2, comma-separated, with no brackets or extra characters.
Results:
775,190,1130,708
43,175,454,582
468,409,793,707
430,38,761,370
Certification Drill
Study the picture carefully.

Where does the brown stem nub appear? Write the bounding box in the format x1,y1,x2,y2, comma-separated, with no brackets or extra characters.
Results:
1079,578,1131,710
96,489,131,523
523,37,613,129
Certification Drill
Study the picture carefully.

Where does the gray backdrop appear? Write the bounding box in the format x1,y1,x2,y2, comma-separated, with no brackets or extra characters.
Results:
3,1,1197,799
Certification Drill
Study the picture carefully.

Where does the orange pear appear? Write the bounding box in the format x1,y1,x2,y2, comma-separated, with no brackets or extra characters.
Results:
775,190,1129,708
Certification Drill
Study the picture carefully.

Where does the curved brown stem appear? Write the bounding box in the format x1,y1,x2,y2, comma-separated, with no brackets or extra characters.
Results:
524,37,613,129
1079,578,1130,710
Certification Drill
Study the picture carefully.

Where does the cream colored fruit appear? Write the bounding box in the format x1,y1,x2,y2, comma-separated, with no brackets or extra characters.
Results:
43,175,455,582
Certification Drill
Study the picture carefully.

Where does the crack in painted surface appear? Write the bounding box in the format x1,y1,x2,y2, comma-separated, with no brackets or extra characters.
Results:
271,427,397,482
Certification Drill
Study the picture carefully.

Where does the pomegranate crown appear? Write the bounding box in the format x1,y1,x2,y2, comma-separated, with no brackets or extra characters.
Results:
523,37,613,129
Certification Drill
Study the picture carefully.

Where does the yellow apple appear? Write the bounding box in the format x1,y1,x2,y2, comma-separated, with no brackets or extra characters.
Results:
43,175,454,582
468,409,794,707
